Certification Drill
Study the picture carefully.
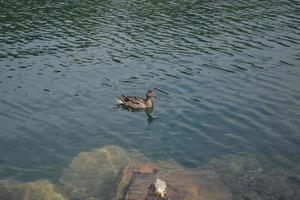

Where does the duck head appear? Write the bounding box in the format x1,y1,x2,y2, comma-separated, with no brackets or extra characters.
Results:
146,90,157,99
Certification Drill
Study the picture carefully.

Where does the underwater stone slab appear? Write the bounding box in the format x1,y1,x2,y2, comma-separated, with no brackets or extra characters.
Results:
0,180,68,200
115,161,232,200
205,155,300,200
60,145,130,200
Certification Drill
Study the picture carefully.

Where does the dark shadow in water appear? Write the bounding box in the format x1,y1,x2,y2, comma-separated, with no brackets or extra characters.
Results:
116,105,159,124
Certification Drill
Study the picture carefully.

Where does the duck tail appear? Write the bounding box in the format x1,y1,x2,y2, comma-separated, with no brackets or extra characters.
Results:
115,98,123,104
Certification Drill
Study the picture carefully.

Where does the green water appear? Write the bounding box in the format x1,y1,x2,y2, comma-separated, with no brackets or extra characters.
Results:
0,0,300,199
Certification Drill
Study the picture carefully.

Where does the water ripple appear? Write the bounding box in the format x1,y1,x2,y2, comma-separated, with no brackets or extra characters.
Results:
0,0,299,192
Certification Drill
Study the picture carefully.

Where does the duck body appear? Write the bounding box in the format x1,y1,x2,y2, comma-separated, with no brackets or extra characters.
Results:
116,90,156,109
117,95,153,109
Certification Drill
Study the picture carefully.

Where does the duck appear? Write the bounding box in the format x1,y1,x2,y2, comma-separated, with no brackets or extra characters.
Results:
116,90,157,109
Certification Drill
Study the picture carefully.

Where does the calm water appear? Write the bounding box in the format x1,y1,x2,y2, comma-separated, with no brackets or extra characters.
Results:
0,0,300,196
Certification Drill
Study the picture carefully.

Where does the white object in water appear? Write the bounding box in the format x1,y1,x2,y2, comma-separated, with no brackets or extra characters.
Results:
154,177,167,198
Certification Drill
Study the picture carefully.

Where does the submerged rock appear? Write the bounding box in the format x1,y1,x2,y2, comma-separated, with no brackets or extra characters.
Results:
60,146,131,200
0,180,68,200
115,161,232,200
205,155,300,200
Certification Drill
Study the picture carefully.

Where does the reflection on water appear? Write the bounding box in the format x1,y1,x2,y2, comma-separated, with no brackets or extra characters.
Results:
117,105,158,124
0,0,300,198
145,108,159,124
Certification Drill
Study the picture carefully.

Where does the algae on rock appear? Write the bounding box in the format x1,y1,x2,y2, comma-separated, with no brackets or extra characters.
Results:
60,146,131,200
0,180,68,200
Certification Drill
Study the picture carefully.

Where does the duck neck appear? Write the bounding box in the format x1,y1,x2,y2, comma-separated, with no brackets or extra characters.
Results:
145,97,153,108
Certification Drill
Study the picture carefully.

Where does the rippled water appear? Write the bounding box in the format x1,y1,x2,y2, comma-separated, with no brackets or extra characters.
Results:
0,0,300,197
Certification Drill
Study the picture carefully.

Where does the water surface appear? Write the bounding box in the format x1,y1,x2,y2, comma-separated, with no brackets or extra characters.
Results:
0,0,300,198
